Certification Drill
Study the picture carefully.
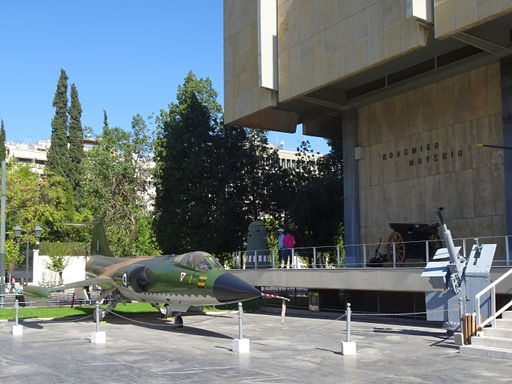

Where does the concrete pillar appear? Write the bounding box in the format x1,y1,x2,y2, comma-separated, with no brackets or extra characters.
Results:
342,110,361,267
501,56,512,263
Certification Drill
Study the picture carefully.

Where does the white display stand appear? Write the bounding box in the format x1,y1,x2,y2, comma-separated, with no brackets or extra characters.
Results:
91,331,106,344
11,324,23,336
341,341,356,355
232,338,250,353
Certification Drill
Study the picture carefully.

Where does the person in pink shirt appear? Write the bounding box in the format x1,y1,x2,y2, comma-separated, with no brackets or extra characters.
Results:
283,231,295,268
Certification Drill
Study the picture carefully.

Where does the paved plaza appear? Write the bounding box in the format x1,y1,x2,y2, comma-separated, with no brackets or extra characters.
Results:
0,308,511,383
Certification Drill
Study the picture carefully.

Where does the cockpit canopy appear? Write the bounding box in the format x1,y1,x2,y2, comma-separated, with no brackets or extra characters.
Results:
174,251,224,272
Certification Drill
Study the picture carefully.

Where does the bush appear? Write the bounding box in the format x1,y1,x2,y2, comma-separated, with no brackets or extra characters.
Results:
39,241,88,256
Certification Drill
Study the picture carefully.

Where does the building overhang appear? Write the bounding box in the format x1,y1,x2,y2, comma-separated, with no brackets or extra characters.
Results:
238,11,512,139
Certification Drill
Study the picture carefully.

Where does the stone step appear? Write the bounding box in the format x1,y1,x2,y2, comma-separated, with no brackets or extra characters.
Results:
481,327,512,339
496,319,512,329
502,311,512,320
470,336,512,350
460,344,512,360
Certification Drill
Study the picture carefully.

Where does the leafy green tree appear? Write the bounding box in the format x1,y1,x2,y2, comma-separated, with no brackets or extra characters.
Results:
44,255,69,285
68,83,84,195
6,163,75,242
81,116,159,256
46,69,71,180
0,119,6,162
154,72,285,258
283,140,344,247
5,236,23,278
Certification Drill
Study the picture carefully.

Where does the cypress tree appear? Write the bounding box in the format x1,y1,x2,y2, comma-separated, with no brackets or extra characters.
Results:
68,84,84,193
0,119,6,162
46,69,71,179
103,109,109,129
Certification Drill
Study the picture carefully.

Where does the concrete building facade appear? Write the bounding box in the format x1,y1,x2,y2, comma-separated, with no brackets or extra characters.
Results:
224,0,512,265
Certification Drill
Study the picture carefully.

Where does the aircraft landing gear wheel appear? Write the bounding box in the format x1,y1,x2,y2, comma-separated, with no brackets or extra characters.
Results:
162,304,171,319
173,314,183,328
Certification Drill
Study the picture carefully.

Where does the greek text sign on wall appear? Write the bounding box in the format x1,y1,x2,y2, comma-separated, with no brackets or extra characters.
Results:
382,142,463,165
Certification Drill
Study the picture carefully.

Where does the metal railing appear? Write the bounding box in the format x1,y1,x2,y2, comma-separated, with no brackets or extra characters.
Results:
232,235,512,269
475,268,512,329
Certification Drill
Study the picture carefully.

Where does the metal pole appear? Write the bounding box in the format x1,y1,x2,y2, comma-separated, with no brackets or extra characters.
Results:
492,286,496,328
238,302,243,339
346,303,351,342
459,297,464,331
25,239,29,283
15,299,19,326
291,248,295,269
392,242,396,268
337,246,340,268
271,249,275,268
363,245,366,268
95,300,100,332
425,240,429,264
254,250,257,269
506,236,510,267
0,160,6,309
313,247,316,268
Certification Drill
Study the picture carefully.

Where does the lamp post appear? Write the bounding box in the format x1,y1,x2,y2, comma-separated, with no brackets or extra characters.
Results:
13,225,42,284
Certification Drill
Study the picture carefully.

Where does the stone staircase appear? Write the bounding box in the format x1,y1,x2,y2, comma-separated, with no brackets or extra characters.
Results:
460,311,512,359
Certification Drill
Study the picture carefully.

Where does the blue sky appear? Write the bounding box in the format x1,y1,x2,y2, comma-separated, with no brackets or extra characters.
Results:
0,1,330,154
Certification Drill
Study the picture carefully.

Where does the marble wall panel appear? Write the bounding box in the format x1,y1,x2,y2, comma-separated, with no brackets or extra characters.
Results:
436,77,456,128
492,164,506,215
488,63,502,114
423,175,441,222
469,66,489,120
358,63,504,243
409,178,426,222
421,83,438,132
383,182,398,223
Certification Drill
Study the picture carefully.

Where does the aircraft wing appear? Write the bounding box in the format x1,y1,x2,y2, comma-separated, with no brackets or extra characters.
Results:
24,277,115,298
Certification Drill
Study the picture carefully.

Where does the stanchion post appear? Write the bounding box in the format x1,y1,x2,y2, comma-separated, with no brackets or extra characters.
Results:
346,303,351,342
233,301,249,353
15,299,19,326
341,302,356,355
11,299,22,336
91,300,105,344
238,302,243,340
95,301,100,332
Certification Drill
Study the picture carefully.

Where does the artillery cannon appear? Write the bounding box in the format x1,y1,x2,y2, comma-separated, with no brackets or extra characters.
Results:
368,222,441,266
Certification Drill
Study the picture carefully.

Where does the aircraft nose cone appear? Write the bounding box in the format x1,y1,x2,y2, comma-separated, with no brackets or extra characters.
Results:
213,273,261,303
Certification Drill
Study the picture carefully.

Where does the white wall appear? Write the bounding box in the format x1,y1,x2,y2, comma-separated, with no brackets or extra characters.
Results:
32,250,86,287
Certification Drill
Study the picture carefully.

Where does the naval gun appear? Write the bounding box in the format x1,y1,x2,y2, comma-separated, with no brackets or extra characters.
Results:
421,208,496,332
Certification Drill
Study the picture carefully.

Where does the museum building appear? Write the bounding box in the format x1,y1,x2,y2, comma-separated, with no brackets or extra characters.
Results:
223,0,512,265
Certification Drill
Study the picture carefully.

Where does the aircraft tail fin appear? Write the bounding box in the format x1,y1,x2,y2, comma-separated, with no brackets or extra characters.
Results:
91,220,113,257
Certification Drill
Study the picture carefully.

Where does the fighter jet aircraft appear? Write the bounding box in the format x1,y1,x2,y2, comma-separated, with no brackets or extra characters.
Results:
25,221,261,327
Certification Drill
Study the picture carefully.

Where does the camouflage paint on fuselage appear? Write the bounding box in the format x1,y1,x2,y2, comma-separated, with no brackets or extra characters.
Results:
25,223,261,316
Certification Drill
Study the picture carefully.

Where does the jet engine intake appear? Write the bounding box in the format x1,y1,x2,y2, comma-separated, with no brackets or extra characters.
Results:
122,266,150,293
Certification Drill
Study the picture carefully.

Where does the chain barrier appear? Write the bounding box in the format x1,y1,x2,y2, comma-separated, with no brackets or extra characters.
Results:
315,313,346,329
107,309,239,328
350,308,448,317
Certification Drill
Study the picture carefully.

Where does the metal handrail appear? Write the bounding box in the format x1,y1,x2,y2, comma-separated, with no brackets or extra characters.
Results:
476,268,512,329
232,234,512,269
